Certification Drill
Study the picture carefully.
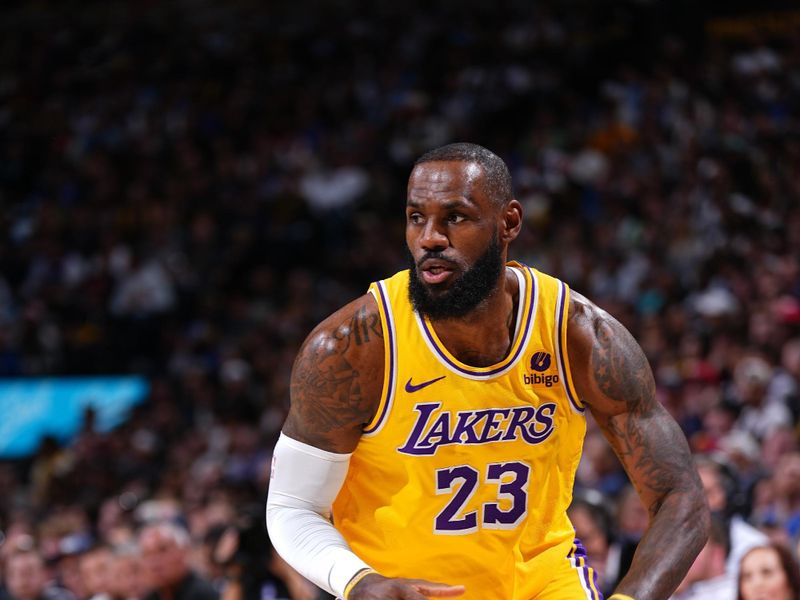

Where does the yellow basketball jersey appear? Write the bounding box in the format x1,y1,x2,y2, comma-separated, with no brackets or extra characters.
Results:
332,263,594,600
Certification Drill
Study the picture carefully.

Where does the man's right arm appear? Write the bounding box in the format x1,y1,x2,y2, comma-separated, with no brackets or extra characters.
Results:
283,292,385,453
267,293,465,600
266,293,384,596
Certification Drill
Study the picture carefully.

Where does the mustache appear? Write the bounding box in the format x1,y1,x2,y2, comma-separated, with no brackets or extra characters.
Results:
416,252,460,269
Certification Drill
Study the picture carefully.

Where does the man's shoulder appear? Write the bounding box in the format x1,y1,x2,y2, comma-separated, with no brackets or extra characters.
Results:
298,288,386,395
305,291,384,360
285,289,387,450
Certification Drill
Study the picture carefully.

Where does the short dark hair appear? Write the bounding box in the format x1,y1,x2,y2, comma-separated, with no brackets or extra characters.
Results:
414,142,514,206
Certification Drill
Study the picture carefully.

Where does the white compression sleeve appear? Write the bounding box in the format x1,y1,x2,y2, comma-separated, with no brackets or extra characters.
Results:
266,433,373,598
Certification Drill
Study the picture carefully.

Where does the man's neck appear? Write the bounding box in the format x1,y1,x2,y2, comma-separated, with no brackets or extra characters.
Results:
428,267,519,367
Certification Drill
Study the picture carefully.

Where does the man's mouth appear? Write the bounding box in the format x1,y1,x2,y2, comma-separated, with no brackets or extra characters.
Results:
419,258,457,285
421,266,453,284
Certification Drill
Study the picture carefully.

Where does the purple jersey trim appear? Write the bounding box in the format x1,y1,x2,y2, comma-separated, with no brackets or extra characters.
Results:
569,538,603,600
363,281,396,435
557,280,584,412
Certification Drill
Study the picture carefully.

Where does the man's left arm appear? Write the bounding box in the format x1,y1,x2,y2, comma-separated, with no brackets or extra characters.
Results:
567,291,709,600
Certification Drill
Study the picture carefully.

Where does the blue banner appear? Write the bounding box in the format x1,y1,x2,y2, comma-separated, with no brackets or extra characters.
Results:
0,377,149,458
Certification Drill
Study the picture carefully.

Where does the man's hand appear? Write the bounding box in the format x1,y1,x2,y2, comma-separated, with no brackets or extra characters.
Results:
350,572,465,600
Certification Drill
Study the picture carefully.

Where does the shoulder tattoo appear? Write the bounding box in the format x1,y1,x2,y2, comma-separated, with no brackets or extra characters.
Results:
284,301,383,449
334,305,383,351
589,315,657,417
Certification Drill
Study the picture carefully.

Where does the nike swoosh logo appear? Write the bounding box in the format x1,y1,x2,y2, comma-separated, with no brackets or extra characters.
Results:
405,375,446,393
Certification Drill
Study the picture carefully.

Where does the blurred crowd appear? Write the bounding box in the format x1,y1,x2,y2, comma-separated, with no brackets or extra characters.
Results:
1,0,799,598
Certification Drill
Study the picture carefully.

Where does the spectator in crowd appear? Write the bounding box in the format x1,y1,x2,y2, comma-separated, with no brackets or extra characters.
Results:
737,543,800,600
138,523,218,600
52,552,86,600
79,546,114,600
770,338,800,420
753,452,800,541
577,430,629,499
0,0,798,596
614,485,648,547
4,549,75,600
672,516,735,600
0,531,35,600
109,549,143,600
567,495,635,598
696,456,767,579
209,515,317,600
733,355,793,442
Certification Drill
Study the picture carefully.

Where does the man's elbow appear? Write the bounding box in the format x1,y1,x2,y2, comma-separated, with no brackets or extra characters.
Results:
657,478,710,556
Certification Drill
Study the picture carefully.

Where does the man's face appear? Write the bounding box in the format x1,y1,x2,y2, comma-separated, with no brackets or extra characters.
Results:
111,554,144,599
139,528,188,588
406,160,505,319
57,554,86,599
80,549,113,595
6,553,46,600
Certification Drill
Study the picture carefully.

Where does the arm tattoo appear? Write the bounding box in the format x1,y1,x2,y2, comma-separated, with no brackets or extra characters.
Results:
579,304,708,599
590,317,690,511
333,306,383,351
288,341,364,445
284,304,383,450
591,318,655,416
603,414,693,512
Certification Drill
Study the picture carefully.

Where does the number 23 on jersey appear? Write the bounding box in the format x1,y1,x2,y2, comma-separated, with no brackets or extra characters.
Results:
434,461,530,534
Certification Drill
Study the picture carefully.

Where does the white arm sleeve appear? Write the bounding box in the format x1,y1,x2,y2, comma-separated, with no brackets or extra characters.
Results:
266,433,373,598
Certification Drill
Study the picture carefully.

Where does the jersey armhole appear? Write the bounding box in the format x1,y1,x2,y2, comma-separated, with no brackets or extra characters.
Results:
509,266,526,340
363,282,397,435
555,281,585,413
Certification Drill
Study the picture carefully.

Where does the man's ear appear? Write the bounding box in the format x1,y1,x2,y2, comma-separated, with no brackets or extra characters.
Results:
501,199,523,243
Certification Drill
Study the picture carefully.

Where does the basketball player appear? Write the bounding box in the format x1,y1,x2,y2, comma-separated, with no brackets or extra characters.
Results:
266,143,709,600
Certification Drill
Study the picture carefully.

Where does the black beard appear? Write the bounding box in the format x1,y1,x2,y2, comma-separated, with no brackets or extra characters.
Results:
407,235,504,320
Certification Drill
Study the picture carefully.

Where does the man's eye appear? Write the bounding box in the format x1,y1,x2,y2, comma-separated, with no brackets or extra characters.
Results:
408,213,424,224
448,214,465,224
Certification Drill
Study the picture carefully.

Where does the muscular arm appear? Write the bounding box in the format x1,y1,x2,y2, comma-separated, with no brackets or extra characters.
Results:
272,294,464,599
567,291,709,600
283,293,385,452
266,294,382,595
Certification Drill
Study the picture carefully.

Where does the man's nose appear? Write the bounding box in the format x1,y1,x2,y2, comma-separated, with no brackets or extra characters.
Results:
420,220,449,251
